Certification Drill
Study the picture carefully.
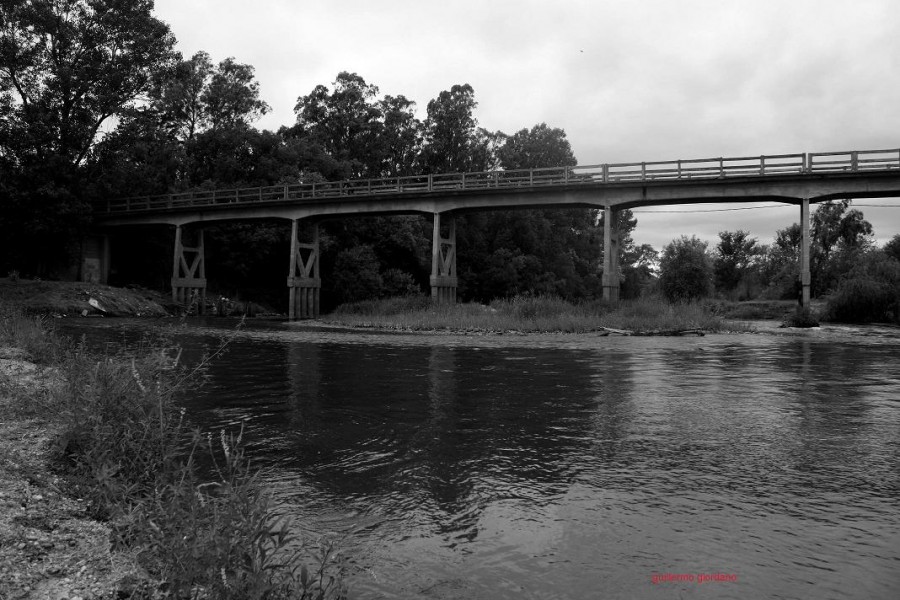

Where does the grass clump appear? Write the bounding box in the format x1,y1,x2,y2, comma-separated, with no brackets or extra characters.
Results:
2,302,346,599
781,307,820,328
0,302,65,364
328,294,735,334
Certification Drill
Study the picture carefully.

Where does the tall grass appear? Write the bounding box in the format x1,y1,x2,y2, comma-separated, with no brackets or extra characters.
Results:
329,294,733,333
0,302,65,363
1,301,346,599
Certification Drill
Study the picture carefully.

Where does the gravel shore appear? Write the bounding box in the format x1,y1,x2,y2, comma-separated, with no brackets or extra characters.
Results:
0,347,141,600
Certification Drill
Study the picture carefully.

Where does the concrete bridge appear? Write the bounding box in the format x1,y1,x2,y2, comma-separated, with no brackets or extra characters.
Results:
89,148,900,318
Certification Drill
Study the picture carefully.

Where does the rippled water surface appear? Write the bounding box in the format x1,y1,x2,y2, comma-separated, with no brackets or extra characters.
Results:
65,321,900,599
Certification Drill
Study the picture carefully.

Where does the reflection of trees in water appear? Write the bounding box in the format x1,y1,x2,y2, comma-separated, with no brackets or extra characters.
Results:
415,346,629,535
281,342,637,535
286,341,321,429
774,340,899,495
585,351,637,465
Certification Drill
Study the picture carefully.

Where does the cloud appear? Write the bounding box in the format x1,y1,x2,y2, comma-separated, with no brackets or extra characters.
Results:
152,0,900,246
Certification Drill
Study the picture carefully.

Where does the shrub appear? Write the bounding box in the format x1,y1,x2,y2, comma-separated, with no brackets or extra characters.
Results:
782,307,820,328
658,236,713,302
823,277,899,323
822,251,900,323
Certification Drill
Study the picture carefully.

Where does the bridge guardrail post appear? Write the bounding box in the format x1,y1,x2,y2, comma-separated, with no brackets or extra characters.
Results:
760,155,765,175
719,158,724,177
851,151,859,171
602,164,609,183
428,174,433,192
283,185,288,200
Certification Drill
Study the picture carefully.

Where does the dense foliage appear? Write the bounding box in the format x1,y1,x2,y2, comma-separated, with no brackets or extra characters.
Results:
659,236,713,302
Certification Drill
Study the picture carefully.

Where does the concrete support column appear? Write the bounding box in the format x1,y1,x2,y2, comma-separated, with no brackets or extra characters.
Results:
288,219,321,320
171,225,207,314
602,206,620,303
430,212,457,304
800,197,811,307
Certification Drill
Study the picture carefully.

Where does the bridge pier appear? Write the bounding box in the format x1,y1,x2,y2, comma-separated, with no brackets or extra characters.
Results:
800,197,811,307
430,212,457,304
602,206,620,303
288,219,321,319
171,225,207,314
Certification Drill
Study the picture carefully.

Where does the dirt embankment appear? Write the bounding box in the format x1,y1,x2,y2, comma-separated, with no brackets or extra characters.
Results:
0,279,172,317
0,348,140,600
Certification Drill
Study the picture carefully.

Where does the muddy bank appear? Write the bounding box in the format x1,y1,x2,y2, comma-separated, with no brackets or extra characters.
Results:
0,279,172,317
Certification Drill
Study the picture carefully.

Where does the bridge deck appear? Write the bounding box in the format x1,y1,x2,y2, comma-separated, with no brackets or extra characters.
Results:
99,148,900,215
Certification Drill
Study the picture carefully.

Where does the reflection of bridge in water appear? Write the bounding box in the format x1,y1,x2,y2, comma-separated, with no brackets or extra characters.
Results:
89,148,900,316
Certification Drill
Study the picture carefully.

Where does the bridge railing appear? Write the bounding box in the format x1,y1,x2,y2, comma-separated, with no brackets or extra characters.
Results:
808,149,900,173
100,148,900,213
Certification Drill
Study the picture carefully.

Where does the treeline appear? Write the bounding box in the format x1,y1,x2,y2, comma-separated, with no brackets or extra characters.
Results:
657,203,900,322
2,1,898,319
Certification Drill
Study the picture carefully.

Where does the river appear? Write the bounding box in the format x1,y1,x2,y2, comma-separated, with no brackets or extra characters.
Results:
60,319,900,599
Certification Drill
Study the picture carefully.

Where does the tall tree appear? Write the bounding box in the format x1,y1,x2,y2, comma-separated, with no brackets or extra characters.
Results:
202,57,269,131
151,50,213,141
377,94,423,177
497,123,576,170
714,230,760,294
0,0,175,274
422,83,500,173
0,0,175,169
293,72,383,177
457,123,602,300
812,200,873,263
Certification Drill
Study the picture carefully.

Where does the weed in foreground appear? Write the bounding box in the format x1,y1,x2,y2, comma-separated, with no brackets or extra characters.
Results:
2,303,346,599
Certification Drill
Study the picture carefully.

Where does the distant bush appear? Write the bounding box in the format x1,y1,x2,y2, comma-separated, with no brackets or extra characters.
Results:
823,278,899,323
822,252,900,323
782,307,820,328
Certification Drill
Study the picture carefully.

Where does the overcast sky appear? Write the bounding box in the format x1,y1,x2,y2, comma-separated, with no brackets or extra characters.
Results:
153,0,900,249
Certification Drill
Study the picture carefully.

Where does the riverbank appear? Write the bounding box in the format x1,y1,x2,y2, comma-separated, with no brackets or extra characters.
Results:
0,279,172,317
0,348,140,599
0,304,346,599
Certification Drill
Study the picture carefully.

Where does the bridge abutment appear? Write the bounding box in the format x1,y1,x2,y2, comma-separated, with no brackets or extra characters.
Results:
430,213,457,304
602,206,620,303
80,234,110,284
171,225,207,314
288,219,321,319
